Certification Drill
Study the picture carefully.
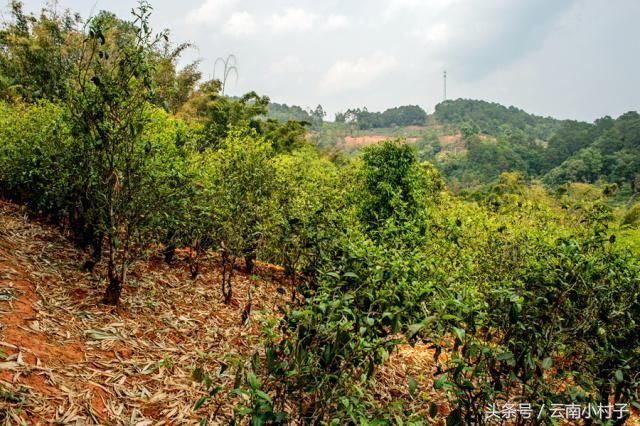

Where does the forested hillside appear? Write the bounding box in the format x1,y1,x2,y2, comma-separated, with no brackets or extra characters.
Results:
433,98,564,140
304,98,640,194
0,2,639,425
433,100,640,191
266,102,310,122
335,105,428,129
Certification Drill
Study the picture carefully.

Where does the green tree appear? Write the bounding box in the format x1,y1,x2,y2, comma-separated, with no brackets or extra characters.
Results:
0,101,74,215
0,1,82,102
211,128,275,302
151,40,201,113
460,121,480,139
67,3,167,304
414,130,441,161
311,104,326,128
357,140,430,232
267,147,343,298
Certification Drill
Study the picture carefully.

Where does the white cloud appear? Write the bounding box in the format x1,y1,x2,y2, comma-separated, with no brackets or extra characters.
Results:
388,0,462,15
269,8,317,33
269,55,304,75
383,0,457,19
319,51,399,94
411,21,453,46
222,11,257,37
186,0,238,26
384,0,422,18
323,14,349,31
404,0,564,79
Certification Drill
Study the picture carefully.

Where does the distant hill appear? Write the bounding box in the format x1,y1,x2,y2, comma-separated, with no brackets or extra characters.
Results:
543,112,640,189
433,98,565,141
335,105,427,129
266,102,313,123
267,98,640,193
433,101,640,192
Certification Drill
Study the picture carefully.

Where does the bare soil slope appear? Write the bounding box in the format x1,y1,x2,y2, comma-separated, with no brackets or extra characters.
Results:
0,201,439,425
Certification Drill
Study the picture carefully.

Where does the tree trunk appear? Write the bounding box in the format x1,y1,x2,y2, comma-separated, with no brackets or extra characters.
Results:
190,257,199,279
244,254,255,274
83,232,103,272
163,230,176,265
221,251,234,304
103,253,122,305
103,273,122,305
243,233,258,274
190,242,201,279
290,271,297,302
70,207,88,247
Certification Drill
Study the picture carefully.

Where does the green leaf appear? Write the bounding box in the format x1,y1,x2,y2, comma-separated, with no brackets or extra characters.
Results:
614,370,623,383
429,402,438,418
408,376,417,396
194,396,208,410
255,390,272,403
235,405,253,416
407,323,423,339
452,327,465,342
542,357,553,370
496,351,514,362
340,396,350,409
247,371,259,390
434,375,446,390
446,408,462,426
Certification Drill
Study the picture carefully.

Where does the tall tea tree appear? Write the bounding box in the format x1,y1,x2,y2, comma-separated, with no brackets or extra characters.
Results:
67,3,166,305
211,129,276,302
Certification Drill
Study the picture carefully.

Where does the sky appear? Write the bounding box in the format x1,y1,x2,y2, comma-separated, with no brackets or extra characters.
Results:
10,0,640,121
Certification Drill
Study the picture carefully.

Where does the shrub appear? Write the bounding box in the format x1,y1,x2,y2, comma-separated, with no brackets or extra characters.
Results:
209,128,276,302
421,224,640,425
0,101,75,216
357,140,431,233
622,203,640,227
263,147,344,297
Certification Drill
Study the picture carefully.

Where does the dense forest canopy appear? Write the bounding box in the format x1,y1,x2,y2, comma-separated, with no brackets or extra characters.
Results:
0,1,639,425
433,98,565,140
335,104,427,129
431,100,640,191
292,97,640,193
266,101,313,123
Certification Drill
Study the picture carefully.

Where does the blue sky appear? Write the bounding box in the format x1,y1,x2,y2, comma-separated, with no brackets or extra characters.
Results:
9,0,640,121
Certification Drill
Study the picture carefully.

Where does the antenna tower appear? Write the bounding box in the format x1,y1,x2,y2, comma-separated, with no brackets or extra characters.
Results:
443,70,447,101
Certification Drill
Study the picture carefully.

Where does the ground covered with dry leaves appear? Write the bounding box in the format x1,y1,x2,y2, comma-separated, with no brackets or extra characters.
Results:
0,201,442,425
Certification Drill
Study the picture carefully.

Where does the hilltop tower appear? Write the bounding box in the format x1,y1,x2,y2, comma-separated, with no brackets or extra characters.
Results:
443,70,447,101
